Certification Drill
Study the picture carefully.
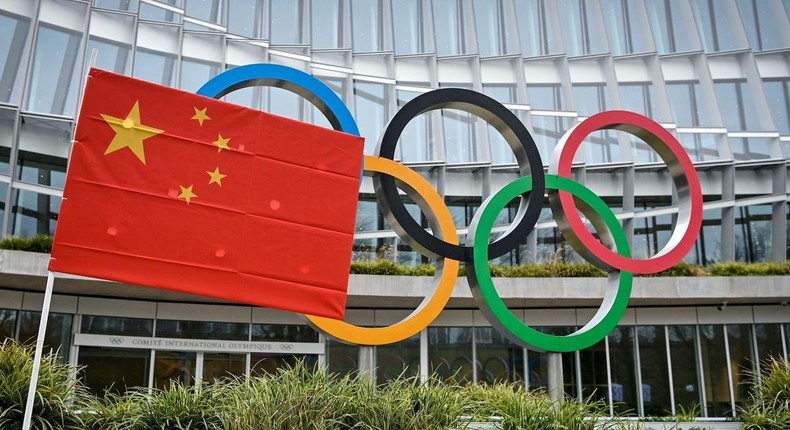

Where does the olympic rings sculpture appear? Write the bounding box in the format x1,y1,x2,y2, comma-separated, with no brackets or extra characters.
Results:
198,64,703,353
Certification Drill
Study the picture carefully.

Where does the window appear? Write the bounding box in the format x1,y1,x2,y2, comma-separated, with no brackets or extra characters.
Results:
763,78,790,135
179,58,220,93
579,337,609,406
429,326,474,383
12,189,60,237
667,325,703,415
0,309,16,341
155,320,249,340
441,84,477,164
609,327,638,415
620,83,661,163
556,0,607,56
227,0,264,38
85,36,132,76
514,0,559,57
432,0,468,56
645,0,699,54
473,0,515,57
391,0,424,55
376,333,420,383
251,323,319,342
638,326,672,416
690,0,744,52
311,0,344,49
185,0,223,25
737,0,789,51
734,204,773,263
529,115,574,162
353,81,387,154
93,0,138,11
397,89,437,162
0,11,30,104
573,84,618,163
81,315,153,337
666,81,708,127
270,0,304,44
26,24,84,116
351,0,383,52
17,311,72,363
714,80,760,131
79,347,150,395
139,0,182,22
527,83,563,110
482,84,518,164
475,327,523,385
133,48,177,87
600,0,652,55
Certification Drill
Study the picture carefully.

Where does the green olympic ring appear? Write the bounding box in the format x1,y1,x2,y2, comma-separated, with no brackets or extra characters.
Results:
466,174,633,352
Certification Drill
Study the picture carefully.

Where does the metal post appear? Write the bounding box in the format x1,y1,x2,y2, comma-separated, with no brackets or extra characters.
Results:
22,271,55,430
358,345,376,383
547,352,564,401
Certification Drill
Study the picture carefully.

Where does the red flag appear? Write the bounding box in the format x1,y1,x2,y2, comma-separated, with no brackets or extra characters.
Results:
49,68,364,319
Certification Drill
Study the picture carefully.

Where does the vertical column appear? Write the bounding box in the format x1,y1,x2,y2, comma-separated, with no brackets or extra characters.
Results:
358,345,376,383
721,165,736,261
771,165,787,261
547,352,564,401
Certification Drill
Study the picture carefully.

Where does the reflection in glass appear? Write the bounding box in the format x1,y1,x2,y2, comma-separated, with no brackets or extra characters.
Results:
482,84,517,164
27,24,83,116
762,79,789,136
429,326,474,383
0,12,30,104
600,0,651,55
397,89,435,162
81,315,153,337
86,37,131,76
734,204,773,263
156,320,249,340
556,0,606,56
529,115,571,161
268,87,304,122
666,81,708,127
376,333,420,383
326,338,359,377
351,0,383,52
526,327,577,398
227,0,264,38
473,0,514,57
432,0,466,56
251,324,319,342
714,80,759,131
754,323,786,362
311,0,343,49
738,0,788,51
139,0,182,22
0,308,17,340
154,350,196,389
689,0,743,53
180,58,220,93
12,189,60,237
667,326,703,415
609,327,637,415
354,81,387,154
391,0,423,55
527,83,563,110
17,150,66,189
699,324,731,417
579,338,609,406
79,346,150,395
270,0,304,44
729,138,773,161
18,311,72,363
726,324,756,411
515,0,559,57
133,49,177,87
677,133,719,162
475,327,523,385
185,0,223,24
645,0,699,54
442,105,476,164
93,0,139,11
203,353,245,383
638,326,672,416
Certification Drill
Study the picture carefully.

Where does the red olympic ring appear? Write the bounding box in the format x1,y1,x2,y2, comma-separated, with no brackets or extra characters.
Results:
548,110,703,274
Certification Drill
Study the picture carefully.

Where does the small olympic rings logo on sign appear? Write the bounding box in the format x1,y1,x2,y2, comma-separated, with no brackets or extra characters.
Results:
198,64,703,353
109,337,124,345
279,344,293,351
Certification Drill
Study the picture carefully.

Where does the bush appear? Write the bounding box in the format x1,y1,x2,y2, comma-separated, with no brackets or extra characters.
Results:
0,235,53,253
711,261,790,276
739,357,790,430
0,340,90,430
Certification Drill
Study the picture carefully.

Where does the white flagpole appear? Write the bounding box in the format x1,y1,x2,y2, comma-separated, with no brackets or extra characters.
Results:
21,48,98,430
21,271,56,430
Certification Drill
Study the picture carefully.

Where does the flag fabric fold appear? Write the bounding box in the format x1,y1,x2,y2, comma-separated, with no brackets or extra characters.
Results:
49,68,364,319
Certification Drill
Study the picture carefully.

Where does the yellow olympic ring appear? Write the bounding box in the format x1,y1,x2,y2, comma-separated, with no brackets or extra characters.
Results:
305,156,459,345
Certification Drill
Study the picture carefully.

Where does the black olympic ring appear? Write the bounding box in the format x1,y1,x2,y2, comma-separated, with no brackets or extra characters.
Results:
374,88,545,261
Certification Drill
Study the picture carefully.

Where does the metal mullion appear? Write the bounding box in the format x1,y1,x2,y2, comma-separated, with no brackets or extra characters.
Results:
634,326,644,417
781,323,788,361
665,325,676,415
695,324,708,417
723,324,736,418
604,335,613,416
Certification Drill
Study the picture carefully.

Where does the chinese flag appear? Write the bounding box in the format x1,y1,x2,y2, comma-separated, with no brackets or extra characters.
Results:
49,68,364,319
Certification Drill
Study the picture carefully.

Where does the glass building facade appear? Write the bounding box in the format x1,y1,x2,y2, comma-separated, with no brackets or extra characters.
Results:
0,0,789,419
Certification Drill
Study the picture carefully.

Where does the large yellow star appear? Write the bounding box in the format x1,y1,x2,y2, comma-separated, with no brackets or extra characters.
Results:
191,107,210,126
207,167,226,186
177,185,198,204
213,134,231,153
101,101,164,165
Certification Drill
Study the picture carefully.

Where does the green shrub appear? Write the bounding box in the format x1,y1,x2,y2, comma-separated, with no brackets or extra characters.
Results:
646,262,708,277
0,340,90,430
711,261,790,276
739,357,790,430
0,235,53,253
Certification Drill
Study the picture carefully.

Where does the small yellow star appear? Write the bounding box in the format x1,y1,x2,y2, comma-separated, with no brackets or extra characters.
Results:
101,101,164,165
177,185,198,204
207,167,226,186
191,107,210,126
213,134,231,153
